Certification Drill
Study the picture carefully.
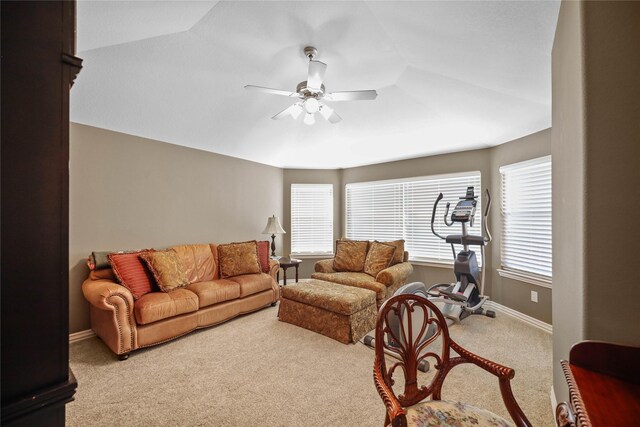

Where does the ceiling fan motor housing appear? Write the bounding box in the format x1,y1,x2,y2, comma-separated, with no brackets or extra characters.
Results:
303,46,318,60
296,81,325,97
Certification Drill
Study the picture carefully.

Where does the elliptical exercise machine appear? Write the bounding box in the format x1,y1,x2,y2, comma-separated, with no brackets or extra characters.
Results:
427,186,495,322
362,187,494,370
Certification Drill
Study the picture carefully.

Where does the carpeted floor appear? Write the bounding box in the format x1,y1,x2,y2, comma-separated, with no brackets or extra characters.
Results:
68,304,553,426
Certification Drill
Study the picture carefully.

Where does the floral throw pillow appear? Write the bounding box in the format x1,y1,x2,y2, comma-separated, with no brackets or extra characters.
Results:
364,241,396,277
218,241,261,278
139,249,189,292
333,240,369,272
377,239,405,265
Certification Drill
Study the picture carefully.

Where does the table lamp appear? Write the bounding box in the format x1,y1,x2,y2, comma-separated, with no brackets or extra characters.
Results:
262,214,286,258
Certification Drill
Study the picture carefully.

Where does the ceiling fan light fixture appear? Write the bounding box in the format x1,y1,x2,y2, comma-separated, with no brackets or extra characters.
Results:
291,103,303,119
303,112,315,126
304,97,320,114
319,104,334,120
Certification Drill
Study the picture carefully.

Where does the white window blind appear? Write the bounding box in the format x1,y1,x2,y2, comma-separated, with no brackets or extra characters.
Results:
345,172,481,264
291,184,334,255
500,156,552,279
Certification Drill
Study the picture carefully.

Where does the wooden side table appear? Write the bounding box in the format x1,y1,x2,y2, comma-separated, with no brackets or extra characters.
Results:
277,258,302,286
556,341,640,426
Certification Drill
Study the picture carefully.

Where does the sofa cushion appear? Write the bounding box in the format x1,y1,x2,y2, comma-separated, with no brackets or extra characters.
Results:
108,250,156,300
377,239,405,266
171,244,216,284
140,249,189,292
333,240,368,272
134,289,199,325
364,241,396,277
256,241,271,273
311,272,387,306
218,241,261,278
186,279,240,308
227,272,274,298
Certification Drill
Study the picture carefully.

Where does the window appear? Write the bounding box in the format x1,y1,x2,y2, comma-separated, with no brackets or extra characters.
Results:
291,184,334,255
500,156,552,282
345,172,482,264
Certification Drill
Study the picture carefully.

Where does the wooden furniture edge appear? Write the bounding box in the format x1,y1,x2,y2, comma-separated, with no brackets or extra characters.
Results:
559,360,591,427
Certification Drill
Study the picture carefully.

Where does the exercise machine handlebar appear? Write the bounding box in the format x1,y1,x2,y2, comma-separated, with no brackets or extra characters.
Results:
482,189,492,244
431,193,446,240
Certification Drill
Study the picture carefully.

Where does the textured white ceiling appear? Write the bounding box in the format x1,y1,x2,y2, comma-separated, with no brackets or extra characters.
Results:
72,1,560,169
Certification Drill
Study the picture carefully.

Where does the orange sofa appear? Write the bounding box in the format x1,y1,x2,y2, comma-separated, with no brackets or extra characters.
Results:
82,243,279,359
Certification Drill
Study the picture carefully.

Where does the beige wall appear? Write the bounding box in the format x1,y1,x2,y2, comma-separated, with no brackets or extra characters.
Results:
551,0,586,401
69,123,283,333
552,0,640,401
490,129,552,323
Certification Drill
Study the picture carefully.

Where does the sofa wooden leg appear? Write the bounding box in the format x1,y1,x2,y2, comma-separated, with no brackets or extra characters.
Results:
118,353,130,361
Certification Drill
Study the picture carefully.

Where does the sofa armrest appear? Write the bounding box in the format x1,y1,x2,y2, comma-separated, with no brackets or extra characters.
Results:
314,259,335,273
83,279,134,309
268,259,279,280
376,262,414,287
82,278,136,356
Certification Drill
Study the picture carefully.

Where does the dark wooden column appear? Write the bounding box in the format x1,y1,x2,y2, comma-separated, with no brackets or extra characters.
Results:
1,1,82,425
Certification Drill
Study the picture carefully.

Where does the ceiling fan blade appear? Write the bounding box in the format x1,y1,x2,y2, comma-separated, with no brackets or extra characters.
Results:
271,103,302,120
325,90,377,101
307,60,327,91
245,85,298,97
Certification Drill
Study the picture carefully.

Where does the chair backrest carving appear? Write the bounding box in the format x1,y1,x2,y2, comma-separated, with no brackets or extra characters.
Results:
373,294,532,427
374,294,452,407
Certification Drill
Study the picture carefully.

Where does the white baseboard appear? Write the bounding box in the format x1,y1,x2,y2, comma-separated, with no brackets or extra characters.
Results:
485,301,552,334
69,329,95,343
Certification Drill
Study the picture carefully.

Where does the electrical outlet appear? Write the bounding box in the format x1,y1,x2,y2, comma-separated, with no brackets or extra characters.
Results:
531,290,538,303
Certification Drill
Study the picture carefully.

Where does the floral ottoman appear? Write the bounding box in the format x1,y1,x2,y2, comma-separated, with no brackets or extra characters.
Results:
278,279,377,344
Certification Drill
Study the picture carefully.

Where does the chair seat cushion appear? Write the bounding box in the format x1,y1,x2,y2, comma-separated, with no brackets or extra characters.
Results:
134,289,199,325
405,400,514,427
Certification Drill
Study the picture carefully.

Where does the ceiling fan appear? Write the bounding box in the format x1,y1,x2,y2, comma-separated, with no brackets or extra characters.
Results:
245,46,377,125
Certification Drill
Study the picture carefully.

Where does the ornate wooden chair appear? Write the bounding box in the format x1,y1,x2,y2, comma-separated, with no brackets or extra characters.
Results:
373,294,531,427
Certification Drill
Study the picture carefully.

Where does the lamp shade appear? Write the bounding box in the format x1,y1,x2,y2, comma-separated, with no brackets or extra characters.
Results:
262,215,286,235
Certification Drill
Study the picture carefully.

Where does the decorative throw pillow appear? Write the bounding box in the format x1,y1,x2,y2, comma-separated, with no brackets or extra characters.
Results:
364,241,397,277
139,249,189,292
217,241,261,278
333,240,369,272
256,241,271,273
87,251,111,270
378,239,405,265
108,250,157,299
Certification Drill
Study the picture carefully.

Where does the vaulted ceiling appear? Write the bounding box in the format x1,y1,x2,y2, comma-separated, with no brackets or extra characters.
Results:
72,1,560,168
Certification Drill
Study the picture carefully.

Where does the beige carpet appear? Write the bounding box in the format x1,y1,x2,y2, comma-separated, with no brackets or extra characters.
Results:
68,305,553,426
